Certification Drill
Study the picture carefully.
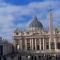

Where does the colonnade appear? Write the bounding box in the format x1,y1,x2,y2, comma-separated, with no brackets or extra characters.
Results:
21,38,57,51
24,38,46,50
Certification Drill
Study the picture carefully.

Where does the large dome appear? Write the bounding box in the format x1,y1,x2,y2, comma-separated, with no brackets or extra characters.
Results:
29,16,43,29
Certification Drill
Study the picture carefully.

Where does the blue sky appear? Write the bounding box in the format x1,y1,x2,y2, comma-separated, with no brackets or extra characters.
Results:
4,0,42,5
0,0,60,42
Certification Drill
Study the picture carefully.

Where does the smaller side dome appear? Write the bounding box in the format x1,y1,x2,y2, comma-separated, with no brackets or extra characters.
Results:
14,27,21,35
14,27,21,33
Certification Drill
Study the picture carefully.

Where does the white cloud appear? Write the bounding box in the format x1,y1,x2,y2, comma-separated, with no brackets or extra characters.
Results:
0,1,60,42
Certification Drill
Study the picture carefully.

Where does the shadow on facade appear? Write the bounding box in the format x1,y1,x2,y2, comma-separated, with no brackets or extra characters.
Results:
0,53,60,60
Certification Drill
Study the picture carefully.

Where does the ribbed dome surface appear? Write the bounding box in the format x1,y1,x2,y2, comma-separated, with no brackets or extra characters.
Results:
29,16,43,29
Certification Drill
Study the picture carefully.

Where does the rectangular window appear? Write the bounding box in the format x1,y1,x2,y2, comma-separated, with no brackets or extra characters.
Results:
51,42,55,49
36,39,40,50
46,39,49,49
37,45,40,50
46,45,49,49
41,38,43,50
27,43,30,50
0,45,3,55
27,39,30,50
57,43,60,49
33,38,35,50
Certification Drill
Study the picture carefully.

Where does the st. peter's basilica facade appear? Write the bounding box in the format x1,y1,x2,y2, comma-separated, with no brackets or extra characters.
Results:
13,11,60,60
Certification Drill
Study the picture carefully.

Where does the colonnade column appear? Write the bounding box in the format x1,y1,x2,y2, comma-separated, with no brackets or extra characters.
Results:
43,38,45,50
25,39,27,50
19,40,22,50
39,39,41,50
49,38,51,50
54,38,57,51
35,38,37,50
30,39,32,50
32,39,33,50
13,40,16,48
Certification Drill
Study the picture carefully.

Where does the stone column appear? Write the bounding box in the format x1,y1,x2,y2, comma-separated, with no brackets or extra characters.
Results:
13,40,16,48
39,39,41,50
49,38,51,50
43,38,45,50
35,38,37,50
25,39,27,50
20,40,22,50
32,39,33,50
54,38,57,50
30,39,32,50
